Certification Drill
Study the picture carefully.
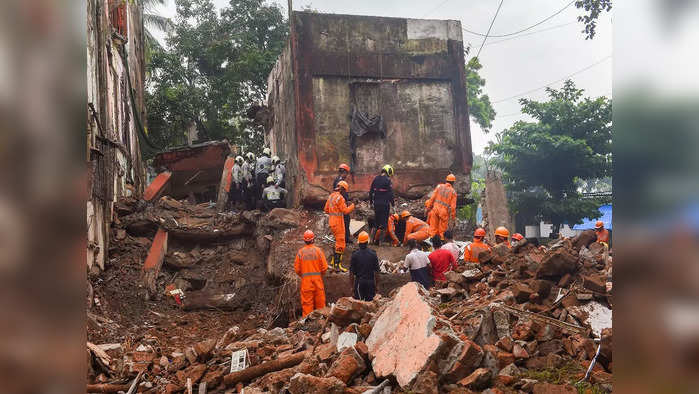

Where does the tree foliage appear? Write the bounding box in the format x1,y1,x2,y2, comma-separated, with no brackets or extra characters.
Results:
145,0,287,159
575,0,612,39
466,57,496,133
487,80,611,231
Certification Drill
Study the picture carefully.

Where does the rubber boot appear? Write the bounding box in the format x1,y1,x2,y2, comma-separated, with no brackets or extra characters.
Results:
337,252,348,272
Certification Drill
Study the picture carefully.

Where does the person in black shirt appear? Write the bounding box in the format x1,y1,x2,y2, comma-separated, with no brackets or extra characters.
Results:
369,164,395,245
333,164,352,244
349,231,380,301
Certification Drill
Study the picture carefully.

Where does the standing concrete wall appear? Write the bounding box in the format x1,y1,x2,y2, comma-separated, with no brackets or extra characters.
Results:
87,0,145,272
266,12,472,206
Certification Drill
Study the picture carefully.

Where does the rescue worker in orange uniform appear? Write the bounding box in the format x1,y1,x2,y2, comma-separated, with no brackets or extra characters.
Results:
511,233,524,247
401,210,431,244
373,213,401,246
324,180,355,271
425,174,458,240
333,164,352,246
595,221,609,244
494,226,510,248
294,230,329,317
464,228,492,263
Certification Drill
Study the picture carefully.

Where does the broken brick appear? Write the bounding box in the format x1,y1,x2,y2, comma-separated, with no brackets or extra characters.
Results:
457,368,492,390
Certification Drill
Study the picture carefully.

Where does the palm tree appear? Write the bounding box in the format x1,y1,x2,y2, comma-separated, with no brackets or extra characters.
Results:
142,0,172,56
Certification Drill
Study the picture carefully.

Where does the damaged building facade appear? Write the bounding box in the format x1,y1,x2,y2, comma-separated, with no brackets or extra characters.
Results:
265,12,473,207
87,0,146,272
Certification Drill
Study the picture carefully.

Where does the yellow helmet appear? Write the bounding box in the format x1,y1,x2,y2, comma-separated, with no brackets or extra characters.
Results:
382,164,394,177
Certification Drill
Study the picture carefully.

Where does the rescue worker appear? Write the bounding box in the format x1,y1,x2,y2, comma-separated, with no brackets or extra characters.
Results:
511,233,524,248
349,231,380,301
494,226,510,247
464,228,492,263
271,155,285,188
333,164,352,246
425,174,458,240
428,236,456,283
324,180,355,271
293,230,328,317
242,152,256,210
369,165,395,244
255,148,273,205
595,221,610,244
261,176,287,211
229,155,245,208
401,210,430,244
403,239,432,289
441,230,460,262
386,213,401,246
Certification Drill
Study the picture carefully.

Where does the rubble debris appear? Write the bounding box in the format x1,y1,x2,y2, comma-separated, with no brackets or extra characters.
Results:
89,193,612,393
223,351,308,387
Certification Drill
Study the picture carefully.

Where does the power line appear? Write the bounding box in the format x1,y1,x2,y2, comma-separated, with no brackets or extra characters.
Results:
484,21,578,46
476,0,505,59
492,55,612,104
421,0,454,18
463,0,575,38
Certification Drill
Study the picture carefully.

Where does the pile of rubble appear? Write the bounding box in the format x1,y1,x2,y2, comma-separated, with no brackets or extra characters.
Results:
87,225,612,393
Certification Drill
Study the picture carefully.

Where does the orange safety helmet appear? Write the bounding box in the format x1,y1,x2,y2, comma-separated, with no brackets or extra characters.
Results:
495,226,510,238
303,230,315,242
446,174,456,182
358,231,370,243
335,180,349,191
339,163,351,172
400,210,411,219
392,213,400,221
595,220,604,229
512,233,524,241
474,228,486,237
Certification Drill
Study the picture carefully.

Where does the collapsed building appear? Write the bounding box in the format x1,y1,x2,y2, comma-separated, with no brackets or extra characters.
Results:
86,0,147,272
265,12,473,206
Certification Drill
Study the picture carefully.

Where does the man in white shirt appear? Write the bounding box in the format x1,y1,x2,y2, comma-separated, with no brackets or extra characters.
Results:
403,239,432,289
441,230,460,262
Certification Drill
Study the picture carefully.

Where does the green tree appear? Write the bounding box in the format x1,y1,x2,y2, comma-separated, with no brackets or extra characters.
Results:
145,0,287,158
466,57,496,132
575,0,612,39
487,80,611,233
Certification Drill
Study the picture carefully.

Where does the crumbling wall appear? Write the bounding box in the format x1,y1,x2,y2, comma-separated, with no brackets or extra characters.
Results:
87,0,145,272
483,170,512,241
267,12,473,206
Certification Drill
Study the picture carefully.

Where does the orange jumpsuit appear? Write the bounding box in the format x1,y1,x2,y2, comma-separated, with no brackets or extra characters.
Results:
596,228,609,244
403,216,430,243
386,215,400,246
294,244,329,316
324,191,355,253
425,183,457,239
464,240,492,263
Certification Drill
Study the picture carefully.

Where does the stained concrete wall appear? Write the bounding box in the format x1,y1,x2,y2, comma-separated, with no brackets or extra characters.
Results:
266,12,472,206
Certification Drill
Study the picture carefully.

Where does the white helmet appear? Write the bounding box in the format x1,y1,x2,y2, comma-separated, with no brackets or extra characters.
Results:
235,155,244,164
245,152,255,161
262,147,271,156
266,176,275,184
271,155,280,165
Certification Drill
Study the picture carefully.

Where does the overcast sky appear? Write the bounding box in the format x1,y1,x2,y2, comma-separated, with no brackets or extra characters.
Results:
154,0,612,154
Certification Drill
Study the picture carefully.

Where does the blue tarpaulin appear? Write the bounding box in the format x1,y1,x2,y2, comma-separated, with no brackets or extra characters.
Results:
573,204,612,230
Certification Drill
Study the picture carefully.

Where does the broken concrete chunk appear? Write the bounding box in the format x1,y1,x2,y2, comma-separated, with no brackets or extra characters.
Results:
536,249,578,279
366,282,444,388
462,268,485,281
325,346,366,384
457,368,492,390
329,297,377,327
581,274,607,294
336,332,358,352
442,339,484,383
288,373,345,394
